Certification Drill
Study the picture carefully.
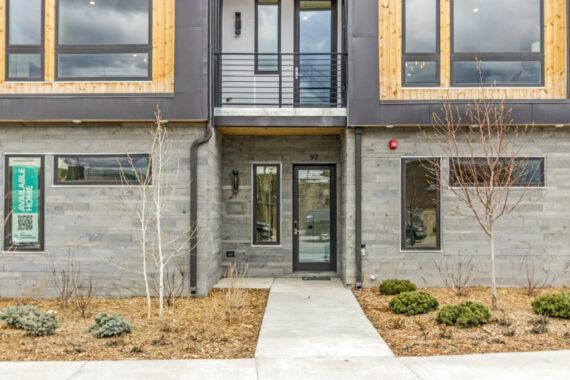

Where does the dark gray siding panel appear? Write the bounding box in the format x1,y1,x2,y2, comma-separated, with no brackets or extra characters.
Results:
532,104,570,125
0,0,208,122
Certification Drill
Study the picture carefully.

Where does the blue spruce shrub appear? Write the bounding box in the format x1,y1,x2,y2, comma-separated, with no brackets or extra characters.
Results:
0,305,41,329
21,311,59,336
89,312,131,338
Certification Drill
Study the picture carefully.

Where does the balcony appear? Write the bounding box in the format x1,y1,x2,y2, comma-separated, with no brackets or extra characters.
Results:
215,53,346,108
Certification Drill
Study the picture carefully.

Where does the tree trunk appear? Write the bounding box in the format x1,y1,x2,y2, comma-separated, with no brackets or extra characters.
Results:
490,230,498,310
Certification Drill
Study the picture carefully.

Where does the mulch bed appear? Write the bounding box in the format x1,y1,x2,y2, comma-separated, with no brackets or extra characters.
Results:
354,286,570,357
0,289,268,361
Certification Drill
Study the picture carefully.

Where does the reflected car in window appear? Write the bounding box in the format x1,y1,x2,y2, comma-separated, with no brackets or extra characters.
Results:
405,211,426,246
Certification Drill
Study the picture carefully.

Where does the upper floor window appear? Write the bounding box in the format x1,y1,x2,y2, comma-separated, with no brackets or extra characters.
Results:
451,0,543,86
402,0,439,86
255,0,280,73
56,0,152,80
6,0,44,81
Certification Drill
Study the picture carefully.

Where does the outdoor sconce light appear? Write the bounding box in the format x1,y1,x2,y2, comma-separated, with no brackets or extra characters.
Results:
235,12,242,35
389,140,398,150
232,170,240,194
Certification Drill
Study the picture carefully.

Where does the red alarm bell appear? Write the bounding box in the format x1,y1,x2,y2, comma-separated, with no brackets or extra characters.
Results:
389,140,398,150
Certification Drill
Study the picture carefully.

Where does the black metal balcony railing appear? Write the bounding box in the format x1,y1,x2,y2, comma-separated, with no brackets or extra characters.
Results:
214,53,346,108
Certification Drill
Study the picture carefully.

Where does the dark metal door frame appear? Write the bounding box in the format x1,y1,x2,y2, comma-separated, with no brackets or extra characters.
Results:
293,164,337,272
293,0,338,106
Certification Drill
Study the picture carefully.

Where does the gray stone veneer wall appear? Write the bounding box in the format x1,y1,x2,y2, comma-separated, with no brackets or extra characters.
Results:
0,123,221,298
221,135,342,277
359,127,570,289
195,129,224,296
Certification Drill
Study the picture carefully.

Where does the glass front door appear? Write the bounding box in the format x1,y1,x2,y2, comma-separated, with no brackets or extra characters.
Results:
293,164,336,271
294,0,337,106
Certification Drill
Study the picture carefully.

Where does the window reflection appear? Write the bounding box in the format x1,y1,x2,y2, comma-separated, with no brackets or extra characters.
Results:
449,158,545,187
404,61,437,85
254,165,279,244
454,0,541,53
8,54,42,79
56,155,150,185
453,61,541,85
257,0,279,72
297,169,331,263
58,53,149,78
8,0,42,45
405,0,437,53
299,0,333,104
58,0,150,45
402,159,440,250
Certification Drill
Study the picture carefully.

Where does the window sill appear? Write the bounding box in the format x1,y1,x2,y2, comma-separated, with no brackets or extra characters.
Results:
1,251,46,254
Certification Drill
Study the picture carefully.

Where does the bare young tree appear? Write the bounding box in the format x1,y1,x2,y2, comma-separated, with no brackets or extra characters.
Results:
115,106,196,318
423,84,536,309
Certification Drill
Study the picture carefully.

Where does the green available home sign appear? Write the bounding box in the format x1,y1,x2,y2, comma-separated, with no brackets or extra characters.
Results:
11,165,40,245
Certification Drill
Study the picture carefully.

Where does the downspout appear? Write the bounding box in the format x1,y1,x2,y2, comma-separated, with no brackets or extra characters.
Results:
355,127,363,290
190,0,215,294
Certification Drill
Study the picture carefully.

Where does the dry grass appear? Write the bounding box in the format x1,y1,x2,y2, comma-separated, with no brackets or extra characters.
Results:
0,289,268,361
354,286,570,357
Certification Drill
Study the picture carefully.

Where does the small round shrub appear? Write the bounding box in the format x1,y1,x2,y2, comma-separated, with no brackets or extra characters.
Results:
21,311,59,336
436,301,491,328
0,305,41,329
378,279,417,295
89,312,131,338
531,293,570,319
388,291,439,316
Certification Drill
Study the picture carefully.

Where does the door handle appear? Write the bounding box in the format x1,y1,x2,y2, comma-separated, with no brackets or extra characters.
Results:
295,67,302,80
294,220,299,235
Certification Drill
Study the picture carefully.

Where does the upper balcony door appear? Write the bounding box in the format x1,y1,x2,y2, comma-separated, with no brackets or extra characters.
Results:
294,0,337,107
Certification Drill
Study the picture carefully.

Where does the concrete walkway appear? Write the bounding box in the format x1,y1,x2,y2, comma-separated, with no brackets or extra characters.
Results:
255,278,394,359
2,278,570,379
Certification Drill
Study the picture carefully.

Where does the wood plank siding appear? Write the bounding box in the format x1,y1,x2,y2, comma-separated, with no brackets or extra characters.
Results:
379,0,567,101
0,0,175,94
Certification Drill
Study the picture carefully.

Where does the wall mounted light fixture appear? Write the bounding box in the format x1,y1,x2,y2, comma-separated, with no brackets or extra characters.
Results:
232,170,240,194
235,12,242,35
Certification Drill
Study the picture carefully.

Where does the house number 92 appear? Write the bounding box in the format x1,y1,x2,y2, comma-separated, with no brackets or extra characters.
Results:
309,153,319,161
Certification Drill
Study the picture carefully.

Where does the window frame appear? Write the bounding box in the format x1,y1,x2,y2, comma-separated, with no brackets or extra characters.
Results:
255,0,281,75
252,163,281,246
54,0,153,81
5,0,45,81
400,157,441,252
448,157,546,188
450,0,545,87
401,0,440,87
53,153,152,186
3,154,45,252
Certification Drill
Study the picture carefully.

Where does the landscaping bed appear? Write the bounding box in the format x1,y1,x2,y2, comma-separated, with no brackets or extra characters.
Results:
354,286,570,356
0,289,269,361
